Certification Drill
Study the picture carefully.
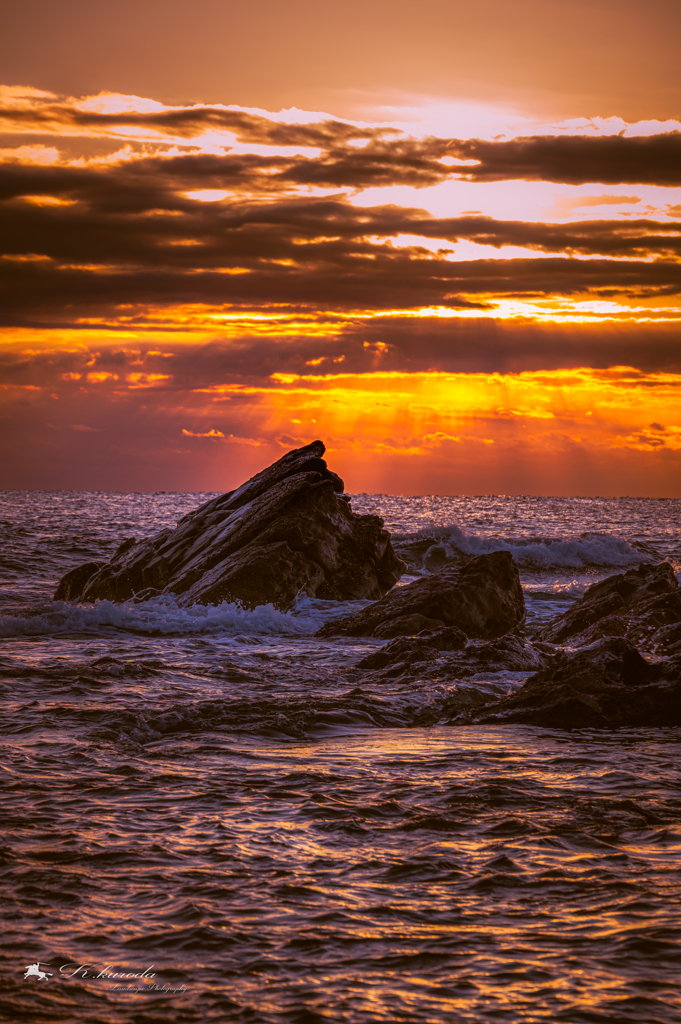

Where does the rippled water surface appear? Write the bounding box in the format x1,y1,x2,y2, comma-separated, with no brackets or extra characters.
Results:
1,490,680,1023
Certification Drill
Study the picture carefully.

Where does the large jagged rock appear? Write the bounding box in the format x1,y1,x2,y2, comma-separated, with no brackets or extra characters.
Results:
533,561,681,654
454,637,681,728
317,550,525,639
54,441,405,609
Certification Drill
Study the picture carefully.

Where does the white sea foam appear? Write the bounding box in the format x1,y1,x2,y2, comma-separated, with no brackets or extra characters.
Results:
524,580,589,598
395,525,646,569
0,595,322,638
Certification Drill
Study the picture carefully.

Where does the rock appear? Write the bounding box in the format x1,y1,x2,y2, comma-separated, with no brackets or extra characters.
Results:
317,550,525,639
54,561,107,601
372,613,447,639
111,537,136,560
356,626,468,670
54,440,405,609
456,636,681,729
650,622,681,656
438,634,552,680
354,631,549,687
533,562,681,654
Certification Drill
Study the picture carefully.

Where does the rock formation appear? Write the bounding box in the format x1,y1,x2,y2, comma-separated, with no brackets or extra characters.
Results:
533,561,681,654
437,634,551,679
318,550,525,639
454,637,681,729
356,626,468,671
53,560,107,602
352,630,549,687
54,440,405,609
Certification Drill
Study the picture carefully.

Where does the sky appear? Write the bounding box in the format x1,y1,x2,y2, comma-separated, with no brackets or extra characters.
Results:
1,0,680,495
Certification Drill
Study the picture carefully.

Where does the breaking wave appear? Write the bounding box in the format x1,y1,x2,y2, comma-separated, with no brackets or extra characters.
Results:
0,595,323,639
393,525,647,571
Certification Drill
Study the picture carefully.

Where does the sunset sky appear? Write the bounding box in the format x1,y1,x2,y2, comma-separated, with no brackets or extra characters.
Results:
1,0,680,495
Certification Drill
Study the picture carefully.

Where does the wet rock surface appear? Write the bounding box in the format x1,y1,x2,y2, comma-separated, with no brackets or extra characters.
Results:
53,560,107,602
51,468,681,733
343,560,681,730
453,637,681,729
352,626,548,692
54,441,405,609
533,561,681,654
352,630,552,691
317,550,525,639
438,634,552,679
356,626,468,671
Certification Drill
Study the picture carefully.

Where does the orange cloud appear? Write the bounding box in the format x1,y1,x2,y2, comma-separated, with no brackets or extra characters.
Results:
181,428,225,438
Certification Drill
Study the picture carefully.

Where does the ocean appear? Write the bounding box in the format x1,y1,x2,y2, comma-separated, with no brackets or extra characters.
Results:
1,490,680,1023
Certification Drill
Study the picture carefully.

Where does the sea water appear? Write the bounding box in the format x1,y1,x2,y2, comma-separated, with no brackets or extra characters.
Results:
1,490,680,1023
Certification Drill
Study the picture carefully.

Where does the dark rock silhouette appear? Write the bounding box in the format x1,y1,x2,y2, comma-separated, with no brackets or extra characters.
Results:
533,561,681,654
318,550,525,639
54,561,107,602
454,637,681,728
53,441,405,609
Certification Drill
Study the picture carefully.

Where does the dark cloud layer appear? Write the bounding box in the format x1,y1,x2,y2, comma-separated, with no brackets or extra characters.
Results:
2,247,680,323
2,94,681,495
3,94,681,186
2,97,680,379
3,317,681,388
2,153,681,322
451,133,681,186
3,156,681,259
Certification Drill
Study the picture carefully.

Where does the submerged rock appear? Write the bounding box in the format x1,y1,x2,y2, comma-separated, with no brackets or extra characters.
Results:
318,551,525,639
353,629,550,687
437,634,552,679
533,561,681,654
53,440,405,609
356,626,468,671
455,636,681,728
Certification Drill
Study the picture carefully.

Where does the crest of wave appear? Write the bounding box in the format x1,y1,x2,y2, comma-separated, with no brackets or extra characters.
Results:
395,526,647,570
0,595,324,638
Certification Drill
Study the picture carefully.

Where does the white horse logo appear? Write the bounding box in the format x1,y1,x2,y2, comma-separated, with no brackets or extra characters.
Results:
24,963,52,981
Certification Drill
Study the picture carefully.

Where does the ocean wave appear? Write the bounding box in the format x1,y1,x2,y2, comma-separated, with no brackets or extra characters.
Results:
392,525,647,571
523,580,589,596
0,595,321,639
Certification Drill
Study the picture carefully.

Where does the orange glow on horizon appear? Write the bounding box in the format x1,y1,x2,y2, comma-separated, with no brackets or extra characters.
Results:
186,366,681,459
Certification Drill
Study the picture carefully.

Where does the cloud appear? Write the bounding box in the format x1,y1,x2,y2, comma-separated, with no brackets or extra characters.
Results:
181,427,225,437
4,90,681,190
449,133,681,186
2,168,681,323
2,88,681,495
3,319,681,399
611,424,681,451
2,91,680,332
